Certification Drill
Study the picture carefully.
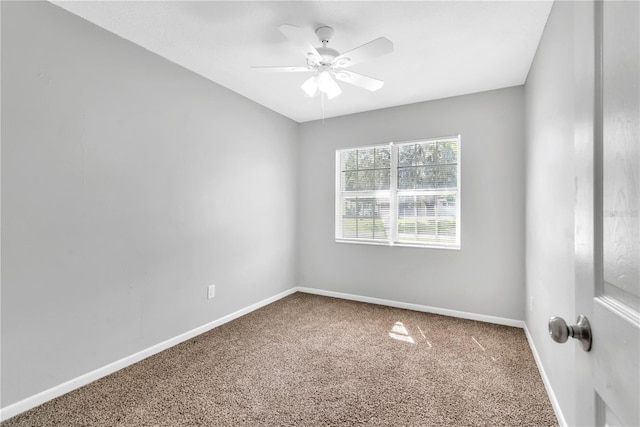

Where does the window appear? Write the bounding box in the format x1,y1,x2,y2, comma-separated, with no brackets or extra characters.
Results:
335,136,460,249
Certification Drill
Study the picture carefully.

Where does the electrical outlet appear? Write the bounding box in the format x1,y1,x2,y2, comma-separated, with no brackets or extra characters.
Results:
529,296,534,312
208,284,215,299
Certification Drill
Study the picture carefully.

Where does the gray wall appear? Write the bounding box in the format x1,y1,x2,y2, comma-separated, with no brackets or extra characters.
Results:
524,1,577,425
1,0,538,414
1,1,297,407
297,87,526,320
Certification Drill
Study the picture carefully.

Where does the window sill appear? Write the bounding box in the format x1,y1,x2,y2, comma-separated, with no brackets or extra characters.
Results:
335,238,460,251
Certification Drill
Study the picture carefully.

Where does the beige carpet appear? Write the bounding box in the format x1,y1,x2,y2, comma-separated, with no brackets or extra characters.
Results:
2,292,557,426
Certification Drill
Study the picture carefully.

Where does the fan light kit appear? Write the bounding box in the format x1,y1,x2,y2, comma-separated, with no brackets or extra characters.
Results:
252,24,393,100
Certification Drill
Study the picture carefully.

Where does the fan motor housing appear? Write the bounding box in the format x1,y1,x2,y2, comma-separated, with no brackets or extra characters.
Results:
317,47,340,64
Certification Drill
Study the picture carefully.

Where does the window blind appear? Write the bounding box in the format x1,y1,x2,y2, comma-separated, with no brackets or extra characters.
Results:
336,136,460,249
337,145,392,242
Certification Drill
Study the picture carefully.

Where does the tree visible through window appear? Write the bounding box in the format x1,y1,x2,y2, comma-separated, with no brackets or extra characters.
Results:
335,136,460,249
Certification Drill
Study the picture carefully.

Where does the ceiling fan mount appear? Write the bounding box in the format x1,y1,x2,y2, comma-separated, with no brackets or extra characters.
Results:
252,24,394,100
308,27,347,67
315,25,335,44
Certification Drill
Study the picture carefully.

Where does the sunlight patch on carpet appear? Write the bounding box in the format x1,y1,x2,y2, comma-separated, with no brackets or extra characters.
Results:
389,321,415,344
471,336,485,351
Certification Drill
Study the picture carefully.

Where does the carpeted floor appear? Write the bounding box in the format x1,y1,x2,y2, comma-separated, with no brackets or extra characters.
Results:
2,292,557,426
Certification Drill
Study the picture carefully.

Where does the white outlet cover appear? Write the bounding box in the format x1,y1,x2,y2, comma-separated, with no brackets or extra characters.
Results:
208,285,215,299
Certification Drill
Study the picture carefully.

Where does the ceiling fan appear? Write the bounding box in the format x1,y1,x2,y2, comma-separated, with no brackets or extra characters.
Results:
252,25,393,100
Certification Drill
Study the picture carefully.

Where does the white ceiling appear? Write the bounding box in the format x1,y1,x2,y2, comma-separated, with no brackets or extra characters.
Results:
51,1,552,123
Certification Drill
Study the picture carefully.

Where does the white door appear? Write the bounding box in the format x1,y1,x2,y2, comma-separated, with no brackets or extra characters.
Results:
572,1,639,426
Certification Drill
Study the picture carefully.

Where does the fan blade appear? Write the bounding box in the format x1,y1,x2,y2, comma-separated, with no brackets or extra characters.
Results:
251,66,314,73
278,24,322,64
334,71,384,91
334,37,393,68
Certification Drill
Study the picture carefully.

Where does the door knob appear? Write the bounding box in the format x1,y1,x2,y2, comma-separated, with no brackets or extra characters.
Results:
548,315,592,352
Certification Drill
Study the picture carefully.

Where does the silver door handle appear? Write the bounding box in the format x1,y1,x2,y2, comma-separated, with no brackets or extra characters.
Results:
548,315,592,352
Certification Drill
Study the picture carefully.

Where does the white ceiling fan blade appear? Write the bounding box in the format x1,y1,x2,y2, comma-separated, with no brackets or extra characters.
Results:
334,37,393,68
278,24,322,64
334,71,384,92
251,66,314,73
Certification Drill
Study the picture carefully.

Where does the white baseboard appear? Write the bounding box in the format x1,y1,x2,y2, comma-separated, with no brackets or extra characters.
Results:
0,287,297,422
296,287,524,328
523,323,566,427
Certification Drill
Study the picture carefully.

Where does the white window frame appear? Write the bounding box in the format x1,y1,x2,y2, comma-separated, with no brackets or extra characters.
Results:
335,136,461,250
